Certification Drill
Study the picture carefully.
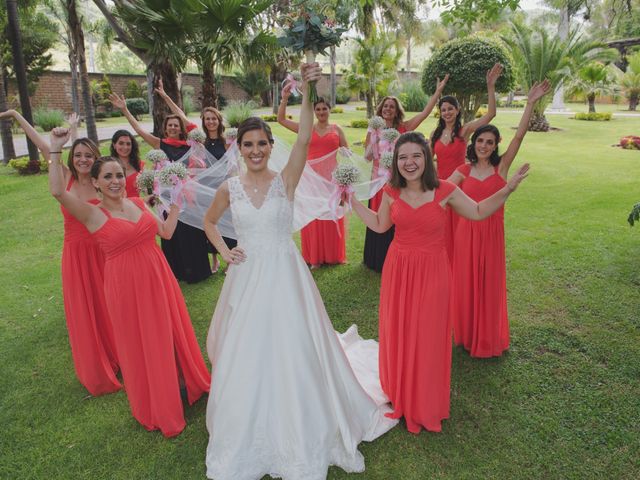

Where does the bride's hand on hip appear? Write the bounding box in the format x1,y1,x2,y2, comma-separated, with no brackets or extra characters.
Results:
223,247,246,265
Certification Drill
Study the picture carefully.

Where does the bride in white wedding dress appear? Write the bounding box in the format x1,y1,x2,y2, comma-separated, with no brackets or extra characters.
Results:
202,63,397,480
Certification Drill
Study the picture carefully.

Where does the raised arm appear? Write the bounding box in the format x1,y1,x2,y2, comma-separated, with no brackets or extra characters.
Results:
155,79,190,127
277,83,300,133
203,181,246,264
446,163,530,220
67,112,80,142
337,125,349,148
109,93,161,149
498,80,551,178
349,190,394,233
403,74,450,132
281,63,322,195
48,128,105,231
0,109,51,156
460,63,502,139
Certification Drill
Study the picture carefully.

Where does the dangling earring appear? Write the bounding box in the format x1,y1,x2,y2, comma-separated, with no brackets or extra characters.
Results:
96,187,103,200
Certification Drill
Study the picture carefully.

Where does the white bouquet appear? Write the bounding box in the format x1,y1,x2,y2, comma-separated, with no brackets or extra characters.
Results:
380,152,394,171
146,149,169,170
136,170,156,195
158,162,188,187
187,128,207,144
381,128,400,143
332,164,360,186
368,116,385,131
225,127,238,145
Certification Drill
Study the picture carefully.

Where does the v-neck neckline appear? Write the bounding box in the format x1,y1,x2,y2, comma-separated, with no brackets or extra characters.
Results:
239,175,278,210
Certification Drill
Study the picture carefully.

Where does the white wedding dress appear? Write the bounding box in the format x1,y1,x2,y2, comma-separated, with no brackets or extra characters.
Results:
205,174,397,480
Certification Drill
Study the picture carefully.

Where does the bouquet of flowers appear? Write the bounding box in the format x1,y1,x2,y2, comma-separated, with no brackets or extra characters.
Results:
380,152,394,171
136,170,156,196
187,128,207,168
158,162,188,187
187,128,206,144
225,127,238,146
146,149,169,170
278,8,345,103
381,128,400,144
368,116,386,131
329,164,360,221
365,116,386,161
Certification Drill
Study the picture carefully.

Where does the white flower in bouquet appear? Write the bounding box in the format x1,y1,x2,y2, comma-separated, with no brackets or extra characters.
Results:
225,128,238,142
381,128,400,143
332,164,360,186
136,170,156,195
380,152,394,171
158,162,188,186
368,116,385,131
146,149,169,168
188,128,207,144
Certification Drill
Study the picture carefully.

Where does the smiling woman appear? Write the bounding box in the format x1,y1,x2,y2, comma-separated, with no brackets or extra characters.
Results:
47,127,210,438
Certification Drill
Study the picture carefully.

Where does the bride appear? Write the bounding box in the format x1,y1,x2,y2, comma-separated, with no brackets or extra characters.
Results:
202,63,397,479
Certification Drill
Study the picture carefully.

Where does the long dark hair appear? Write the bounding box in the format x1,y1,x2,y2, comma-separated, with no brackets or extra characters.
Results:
110,130,141,172
467,124,501,166
67,138,100,180
237,117,274,145
376,96,405,129
389,132,439,192
430,95,462,150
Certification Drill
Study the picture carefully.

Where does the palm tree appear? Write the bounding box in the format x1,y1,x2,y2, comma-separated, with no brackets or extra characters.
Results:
620,52,640,111
503,22,616,131
568,62,615,113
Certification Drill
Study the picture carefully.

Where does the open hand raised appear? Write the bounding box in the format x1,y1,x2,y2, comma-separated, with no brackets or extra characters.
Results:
507,163,530,192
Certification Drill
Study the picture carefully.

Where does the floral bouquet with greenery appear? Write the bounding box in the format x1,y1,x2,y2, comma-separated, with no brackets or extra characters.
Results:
380,152,394,172
187,128,207,168
329,163,360,219
146,149,169,171
136,170,156,196
278,7,346,103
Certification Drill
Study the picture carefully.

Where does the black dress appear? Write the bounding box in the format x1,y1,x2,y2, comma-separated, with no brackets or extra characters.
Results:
204,137,237,252
159,139,212,283
362,206,395,273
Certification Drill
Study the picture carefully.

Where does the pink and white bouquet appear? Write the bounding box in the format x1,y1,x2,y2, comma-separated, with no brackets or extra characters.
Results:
187,128,207,168
146,149,169,170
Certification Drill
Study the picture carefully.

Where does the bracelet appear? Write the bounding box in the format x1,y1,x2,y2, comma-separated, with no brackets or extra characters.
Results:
49,151,62,154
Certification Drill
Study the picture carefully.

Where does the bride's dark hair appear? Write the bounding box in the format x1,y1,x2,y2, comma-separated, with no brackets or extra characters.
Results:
237,117,275,145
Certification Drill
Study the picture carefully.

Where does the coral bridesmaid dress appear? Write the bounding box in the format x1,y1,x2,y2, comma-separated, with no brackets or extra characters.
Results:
124,168,141,198
451,164,509,357
60,178,121,396
363,125,407,272
93,198,210,437
378,182,455,433
301,125,346,265
433,137,467,263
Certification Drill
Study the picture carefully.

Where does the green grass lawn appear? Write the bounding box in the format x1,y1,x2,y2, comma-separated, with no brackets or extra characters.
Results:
1,110,639,479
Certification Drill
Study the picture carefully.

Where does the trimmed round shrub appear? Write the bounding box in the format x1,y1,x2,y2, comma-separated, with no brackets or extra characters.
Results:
574,112,612,121
331,107,344,114
125,97,149,120
422,37,514,122
350,119,368,128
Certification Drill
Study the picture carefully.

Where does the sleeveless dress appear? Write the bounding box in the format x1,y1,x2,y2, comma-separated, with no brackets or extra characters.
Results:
205,174,397,480
451,164,509,357
434,137,467,263
363,124,407,272
379,182,455,433
92,198,210,437
301,124,346,265
60,178,121,396
160,136,212,283
124,167,141,198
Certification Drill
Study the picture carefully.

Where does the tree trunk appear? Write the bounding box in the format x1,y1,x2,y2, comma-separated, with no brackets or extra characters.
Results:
528,111,550,132
330,45,337,107
406,37,412,70
67,0,98,143
0,63,15,163
146,68,154,118
5,0,39,168
152,60,181,137
588,94,596,113
201,65,218,109
628,93,638,111
69,47,80,115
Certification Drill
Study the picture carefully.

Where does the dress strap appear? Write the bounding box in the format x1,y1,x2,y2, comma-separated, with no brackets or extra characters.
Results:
435,180,457,203
383,184,400,199
66,176,74,192
456,163,472,177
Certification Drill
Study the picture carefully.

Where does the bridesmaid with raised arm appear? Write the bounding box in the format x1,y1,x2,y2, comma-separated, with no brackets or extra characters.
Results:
278,84,349,267
0,109,121,396
109,92,211,283
431,63,502,262
349,131,529,433
448,80,551,358
363,76,449,272
155,80,236,272
110,130,142,198
47,128,210,437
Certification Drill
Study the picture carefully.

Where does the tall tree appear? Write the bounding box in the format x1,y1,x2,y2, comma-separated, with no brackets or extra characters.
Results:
67,0,98,143
4,0,39,166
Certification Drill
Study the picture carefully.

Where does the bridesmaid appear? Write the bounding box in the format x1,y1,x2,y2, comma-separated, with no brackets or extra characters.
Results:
155,81,236,272
110,129,142,198
363,76,448,272
109,92,211,283
278,85,349,267
431,63,502,262
449,80,551,358
349,131,529,433
0,109,121,396
48,128,210,437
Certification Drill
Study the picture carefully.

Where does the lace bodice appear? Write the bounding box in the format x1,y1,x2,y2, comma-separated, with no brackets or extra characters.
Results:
228,174,296,255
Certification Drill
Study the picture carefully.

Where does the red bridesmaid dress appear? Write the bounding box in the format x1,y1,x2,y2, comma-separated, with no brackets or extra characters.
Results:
93,198,210,437
300,125,346,265
124,168,141,198
363,124,407,272
433,137,467,263
451,164,509,357
60,178,121,396
379,181,455,433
